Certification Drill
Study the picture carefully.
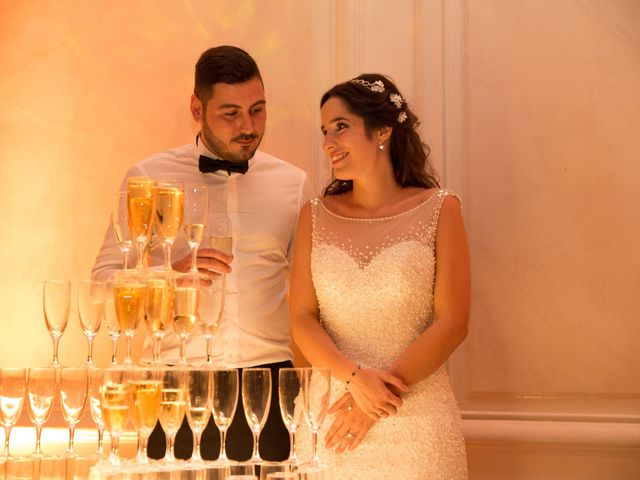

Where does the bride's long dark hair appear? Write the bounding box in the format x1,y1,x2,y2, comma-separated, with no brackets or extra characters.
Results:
321,73,439,196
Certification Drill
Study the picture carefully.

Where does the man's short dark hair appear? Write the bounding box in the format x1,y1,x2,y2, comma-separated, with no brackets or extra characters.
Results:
194,46,262,101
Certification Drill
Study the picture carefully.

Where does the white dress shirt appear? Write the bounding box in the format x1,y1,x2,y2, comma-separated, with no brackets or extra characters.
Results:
92,139,312,367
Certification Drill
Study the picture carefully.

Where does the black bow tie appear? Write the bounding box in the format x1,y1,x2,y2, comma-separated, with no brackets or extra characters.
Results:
199,155,249,175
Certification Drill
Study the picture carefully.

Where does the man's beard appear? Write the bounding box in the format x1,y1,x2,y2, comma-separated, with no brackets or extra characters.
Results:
201,122,262,163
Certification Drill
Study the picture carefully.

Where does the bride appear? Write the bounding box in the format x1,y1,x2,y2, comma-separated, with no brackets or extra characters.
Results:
290,74,469,479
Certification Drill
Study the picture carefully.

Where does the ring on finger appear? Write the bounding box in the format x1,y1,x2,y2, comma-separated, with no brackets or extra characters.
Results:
346,431,355,439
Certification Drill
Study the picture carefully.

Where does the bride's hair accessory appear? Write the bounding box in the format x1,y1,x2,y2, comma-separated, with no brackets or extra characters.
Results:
350,78,385,93
351,78,408,124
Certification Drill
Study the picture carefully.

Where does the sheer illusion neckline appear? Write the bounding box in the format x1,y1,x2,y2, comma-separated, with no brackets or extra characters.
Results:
318,189,440,222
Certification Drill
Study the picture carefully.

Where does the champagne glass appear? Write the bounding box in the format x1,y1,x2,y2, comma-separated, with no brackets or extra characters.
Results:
0,367,26,457
27,367,57,456
101,367,131,465
127,176,157,272
209,214,233,256
144,270,174,364
78,280,105,365
183,184,208,273
104,280,121,365
186,368,212,463
88,367,105,456
43,280,70,366
113,191,133,270
59,366,88,455
198,274,224,364
154,180,184,270
158,367,187,463
172,272,199,365
242,368,271,464
278,368,305,465
211,368,238,464
129,367,162,464
302,368,331,467
113,270,147,365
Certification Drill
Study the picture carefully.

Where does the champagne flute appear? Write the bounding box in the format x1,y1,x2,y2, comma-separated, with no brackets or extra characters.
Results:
183,184,208,273
129,367,162,464
127,176,157,272
101,367,130,465
27,367,57,456
104,279,121,365
113,191,133,270
154,180,184,270
113,270,147,365
242,368,272,464
198,274,224,364
43,280,70,366
209,214,233,256
145,270,174,364
59,366,88,455
278,368,305,465
186,368,212,463
88,367,105,456
302,368,331,467
211,368,238,464
0,367,26,457
159,367,187,463
78,280,105,365
172,272,199,365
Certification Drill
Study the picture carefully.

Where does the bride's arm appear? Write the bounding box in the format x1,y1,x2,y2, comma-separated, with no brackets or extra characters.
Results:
290,202,408,419
388,195,471,388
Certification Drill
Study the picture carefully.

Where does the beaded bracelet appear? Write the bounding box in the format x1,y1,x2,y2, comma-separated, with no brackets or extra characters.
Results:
345,365,361,390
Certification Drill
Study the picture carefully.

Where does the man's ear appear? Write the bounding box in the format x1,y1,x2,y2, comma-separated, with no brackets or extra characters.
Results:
190,94,203,122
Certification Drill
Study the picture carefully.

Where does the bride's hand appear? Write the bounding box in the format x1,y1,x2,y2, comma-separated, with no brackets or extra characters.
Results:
347,367,408,420
326,393,375,453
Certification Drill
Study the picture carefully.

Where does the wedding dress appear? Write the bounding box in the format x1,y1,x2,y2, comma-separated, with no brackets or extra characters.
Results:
299,189,467,479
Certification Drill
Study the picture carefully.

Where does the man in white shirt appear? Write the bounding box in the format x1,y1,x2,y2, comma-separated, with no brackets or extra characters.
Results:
92,45,311,461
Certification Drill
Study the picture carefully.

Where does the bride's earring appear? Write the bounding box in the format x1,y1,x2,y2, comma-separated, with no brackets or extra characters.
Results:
378,142,384,151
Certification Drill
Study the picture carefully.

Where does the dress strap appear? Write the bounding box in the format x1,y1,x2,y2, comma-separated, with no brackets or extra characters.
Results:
309,197,320,247
429,189,461,246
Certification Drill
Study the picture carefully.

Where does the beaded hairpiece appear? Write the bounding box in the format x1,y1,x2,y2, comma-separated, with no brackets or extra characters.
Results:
349,78,407,123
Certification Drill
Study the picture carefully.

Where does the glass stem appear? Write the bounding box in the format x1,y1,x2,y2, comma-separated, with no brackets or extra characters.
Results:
136,239,145,271
97,426,105,455
110,336,118,365
123,249,130,270
125,334,133,364
206,337,212,364
251,431,260,460
164,242,174,271
52,336,60,366
166,434,176,462
190,246,198,272
34,424,43,455
4,425,12,456
68,424,76,453
110,433,120,465
288,430,297,462
179,337,187,365
137,432,149,464
87,337,94,365
192,430,202,462
218,428,228,461
153,336,162,364
311,430,319,464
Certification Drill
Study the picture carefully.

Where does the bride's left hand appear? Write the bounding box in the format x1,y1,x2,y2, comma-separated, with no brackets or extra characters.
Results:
325,393,376,453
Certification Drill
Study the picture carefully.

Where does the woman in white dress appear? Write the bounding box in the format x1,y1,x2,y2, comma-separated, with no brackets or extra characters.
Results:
290,74,470,479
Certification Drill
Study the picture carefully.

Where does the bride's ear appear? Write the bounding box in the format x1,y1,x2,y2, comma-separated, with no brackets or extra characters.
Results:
376,126,392,145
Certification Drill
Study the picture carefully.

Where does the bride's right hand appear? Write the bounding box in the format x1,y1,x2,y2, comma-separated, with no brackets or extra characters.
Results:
347,367,409,420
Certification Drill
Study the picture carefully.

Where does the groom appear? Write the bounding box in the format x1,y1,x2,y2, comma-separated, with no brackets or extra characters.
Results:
92,45,311,460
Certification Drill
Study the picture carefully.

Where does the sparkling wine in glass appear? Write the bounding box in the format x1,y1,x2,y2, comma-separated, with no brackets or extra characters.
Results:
278,368,305,465
78,280,105,365
59,366,88,455
0,367,26,457
113,270,147,365
242,368,272,464
88,367,106,456
43,280,71,367
303,368,331,467
144,270,174,364
127,176,157,272
27,367,57,456
154,180,184,270
129,367,162,464
198,274,224,364
113,191,133,270
186,368,212,463
159,367,187,463
172,272,199,365
104,279,121,365
101,367,131,465
211,368,238,464
183,184,208,272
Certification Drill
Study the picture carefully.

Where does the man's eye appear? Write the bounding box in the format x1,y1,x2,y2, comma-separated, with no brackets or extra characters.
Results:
251,107,264,115
224,111,238,118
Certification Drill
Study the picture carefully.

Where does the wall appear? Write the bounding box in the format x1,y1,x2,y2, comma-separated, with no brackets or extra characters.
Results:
1,0,638,476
